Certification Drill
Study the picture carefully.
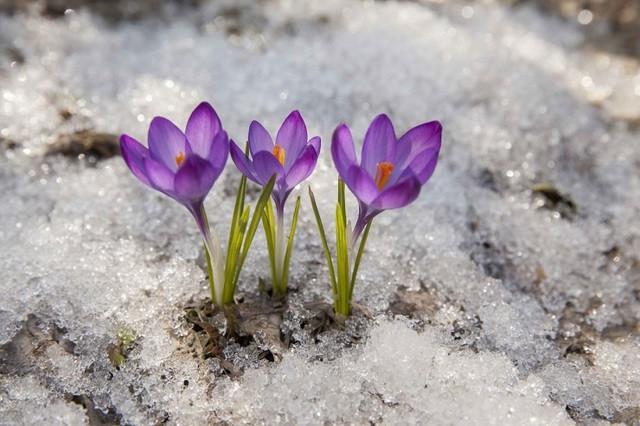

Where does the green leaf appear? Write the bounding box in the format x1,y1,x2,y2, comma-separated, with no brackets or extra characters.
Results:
108,349,125,369
265,198,276,248
308,187,337,298
239,205,251,232
261,199,277,290
203,243,216,304
225,174,247,274
338,178,347,225
116,326,137,347
201,207,217,305
223,203,247,299
335,202,350,315
261,200,277,291
225,141,250,265
349,220,372,299
280,196,301,294
230,174,276,294
221,205,249,302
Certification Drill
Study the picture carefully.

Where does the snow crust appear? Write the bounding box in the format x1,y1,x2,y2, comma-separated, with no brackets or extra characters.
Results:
1,0,639,424
214,319,572,424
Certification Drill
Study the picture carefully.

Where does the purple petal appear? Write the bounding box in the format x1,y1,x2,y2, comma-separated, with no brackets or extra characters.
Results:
275,110,307,171
285,145,319,187
345,165,379,205
253,150,286,187
394,120,442,174
120,134,151,187
207,130,229,174
331,124,357,180
248,120,274,157
371,176,421,210
185,102,222,158
308,136,321,155
148,117,190,172
143,158,176,196
402,147,440,184
230,141,262,185
361,114,396,177
174,156,217,204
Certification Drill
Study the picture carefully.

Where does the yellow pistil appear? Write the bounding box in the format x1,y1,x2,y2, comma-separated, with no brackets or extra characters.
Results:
271,144,285,165
374,162,394,189
174,150,185,167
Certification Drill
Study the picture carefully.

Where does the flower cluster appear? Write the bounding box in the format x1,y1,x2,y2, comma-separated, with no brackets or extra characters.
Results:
121,102,441,316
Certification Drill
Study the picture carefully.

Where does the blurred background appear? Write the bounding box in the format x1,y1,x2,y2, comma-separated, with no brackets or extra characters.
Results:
1,0,639,55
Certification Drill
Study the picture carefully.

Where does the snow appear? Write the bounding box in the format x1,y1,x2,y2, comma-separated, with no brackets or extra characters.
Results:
213,319,573,424
1,0,639,424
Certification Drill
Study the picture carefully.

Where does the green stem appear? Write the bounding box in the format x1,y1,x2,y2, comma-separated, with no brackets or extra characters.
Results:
210,226,225,304
199,207,225,306
349,220,372,300
308,187,338,306
262,202,277,295
203,242,216,304
281,196,300,296
274,203,285,295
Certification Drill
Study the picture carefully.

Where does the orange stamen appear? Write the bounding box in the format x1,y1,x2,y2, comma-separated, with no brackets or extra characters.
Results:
271,144,285,165
374,162,394,189
174,150,185,167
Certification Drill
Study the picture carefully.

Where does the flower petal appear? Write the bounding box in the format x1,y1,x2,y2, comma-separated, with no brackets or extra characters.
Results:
174,156,217,204
185,102,222,158
371,176,421,210
148,116,190,172
230,141,262,185
253,150,286,187
345,165,379,205
275,110,307,171
248,120,274,157
120,134,151,187
285,145,319,187
143,157,176,196
402,146,440,184
331,124,357,179
308,135,321,155
394,120,442,174
207,130,229,175
361,114,396,177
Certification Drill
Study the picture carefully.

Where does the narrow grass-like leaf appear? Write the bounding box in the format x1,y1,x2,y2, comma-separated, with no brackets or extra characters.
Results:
226,174,247,260
203,243,216,304
280,196,301,295
338,179,346,225
231,175,276,291
261,208,277,291
224,144,249,273
264,197,276,249
308,187,337,297
201,207,217,304
349,220,371,299
223,202,245,295
222,205,251,303
223,174,246,289
266,197,276,229
335,202,350,315
221,206,248,303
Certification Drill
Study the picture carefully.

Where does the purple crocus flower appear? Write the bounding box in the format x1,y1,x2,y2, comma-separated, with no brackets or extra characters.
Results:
120,102,229,239
229,110,320,216
230,110,320,294
331,113,442,245
120,102,229,302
